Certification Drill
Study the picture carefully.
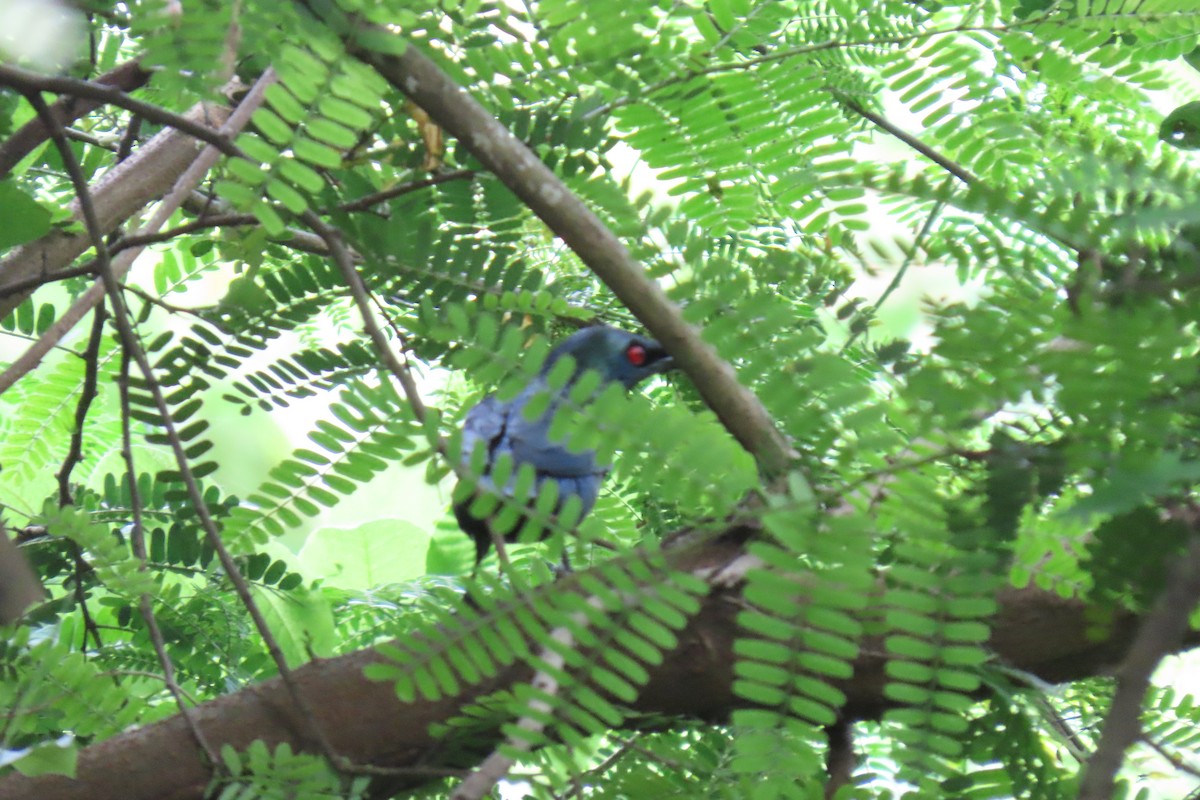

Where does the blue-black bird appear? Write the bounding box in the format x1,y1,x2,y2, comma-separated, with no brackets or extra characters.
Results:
454,326,674,563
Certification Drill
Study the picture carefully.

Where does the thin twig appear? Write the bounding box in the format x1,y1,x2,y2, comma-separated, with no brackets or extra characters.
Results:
116,115,144,163
336,168,477,213
840,97,976,186
121,282,206,318
300,210,429,424
1077,535,1200,800
68,541,104,652
824,719,856,799
55,305,107,505
839,199,945,355
120,348,220,766
0,263,98,300
557,736,640,799
0,62,240,158
112,212,258,250
1140,733,1200,781
45,299,109,653
1033,694,1090,764
586,15,1056,120
27,72,346,770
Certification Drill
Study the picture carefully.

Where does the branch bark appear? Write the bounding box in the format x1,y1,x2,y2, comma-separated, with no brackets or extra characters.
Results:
0,523,45,624
0,525,1179,800
1077,535,1200,800
0,59,151,179
0,99,230,321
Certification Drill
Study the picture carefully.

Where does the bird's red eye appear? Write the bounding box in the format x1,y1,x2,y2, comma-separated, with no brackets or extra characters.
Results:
626,343,647,366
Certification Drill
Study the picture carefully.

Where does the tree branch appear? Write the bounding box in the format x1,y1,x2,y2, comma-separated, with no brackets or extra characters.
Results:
302,210,430,426
119,347,220,767
24,68,339,777
824,720,855,799
335,168,477,213
0,59,151,179
55,306,107,506
338,27,797,477
0,62,240,161
0,97,232,323
0,533,1182,800
1139,733,1200,781
585,14,1059,120
839,97,977,186
0,71,270,396
1077,535,1200,800
0,264,98,300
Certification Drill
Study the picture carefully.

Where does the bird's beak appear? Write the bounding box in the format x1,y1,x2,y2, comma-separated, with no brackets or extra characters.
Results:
647,345,674,374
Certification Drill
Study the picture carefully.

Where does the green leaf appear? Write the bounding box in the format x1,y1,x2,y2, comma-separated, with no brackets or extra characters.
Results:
1066,451,1200,520
298,521,429,590
11,739,78,778
0,180,52,249
253,583,336,666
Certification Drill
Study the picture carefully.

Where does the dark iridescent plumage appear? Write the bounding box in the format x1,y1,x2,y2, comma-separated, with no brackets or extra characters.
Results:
454,326,673,563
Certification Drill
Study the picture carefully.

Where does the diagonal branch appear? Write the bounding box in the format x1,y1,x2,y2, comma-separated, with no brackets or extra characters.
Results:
0,97,232,323
839,96,977,187
55,306,108,506
0,75,267,396
1077,534,1200,800
0,63,240,160
300,210,430,426
119,348,220,767
335,25,797,476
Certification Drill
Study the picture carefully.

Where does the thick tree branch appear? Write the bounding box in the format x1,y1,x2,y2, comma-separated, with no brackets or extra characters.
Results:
0,521,1185,800
824,720,856,799
337,28,797,477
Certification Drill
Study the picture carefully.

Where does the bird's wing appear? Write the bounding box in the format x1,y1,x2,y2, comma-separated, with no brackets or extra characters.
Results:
507,404,606,478
460,395,507,470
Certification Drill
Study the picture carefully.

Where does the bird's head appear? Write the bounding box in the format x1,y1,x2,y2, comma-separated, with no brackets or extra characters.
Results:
542,325,674,390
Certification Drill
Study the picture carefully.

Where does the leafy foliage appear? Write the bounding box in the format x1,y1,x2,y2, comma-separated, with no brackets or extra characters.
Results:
2,0,1200,798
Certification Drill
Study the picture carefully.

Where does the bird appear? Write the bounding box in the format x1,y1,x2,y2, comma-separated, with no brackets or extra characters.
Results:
453,325,674,564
